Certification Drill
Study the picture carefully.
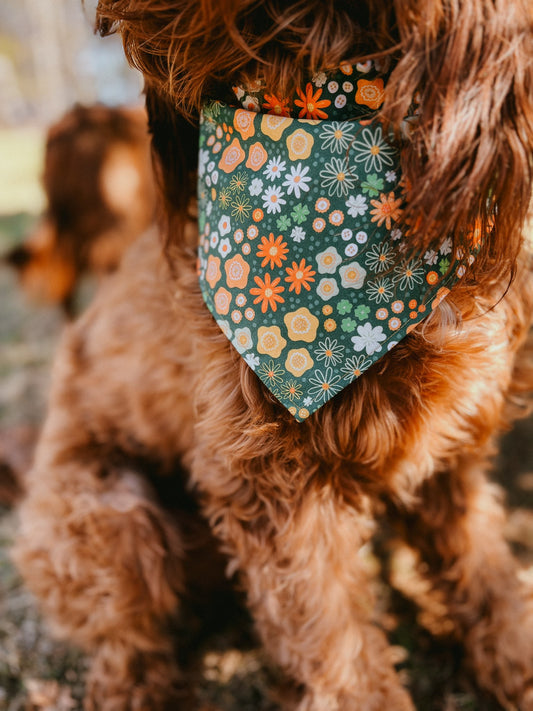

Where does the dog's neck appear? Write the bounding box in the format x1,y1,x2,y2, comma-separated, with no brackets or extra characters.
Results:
228,59,392,122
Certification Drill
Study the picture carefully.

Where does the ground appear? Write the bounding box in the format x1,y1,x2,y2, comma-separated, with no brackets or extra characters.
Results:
0,184,532,710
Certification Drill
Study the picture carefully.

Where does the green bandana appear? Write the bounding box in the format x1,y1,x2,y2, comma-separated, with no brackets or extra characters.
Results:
197,62,478,421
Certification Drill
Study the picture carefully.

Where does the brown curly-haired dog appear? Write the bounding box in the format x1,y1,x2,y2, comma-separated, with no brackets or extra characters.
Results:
5,104,156,316
14,1,533,709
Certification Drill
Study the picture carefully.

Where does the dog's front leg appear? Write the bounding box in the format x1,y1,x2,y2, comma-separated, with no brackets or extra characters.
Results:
397,452,533,710
201,477,414,711
14,457,186,711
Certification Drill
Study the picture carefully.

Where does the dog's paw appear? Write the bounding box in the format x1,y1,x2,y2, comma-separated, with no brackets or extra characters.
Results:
297,682,415,711
84,648,190,711
465,590,533,710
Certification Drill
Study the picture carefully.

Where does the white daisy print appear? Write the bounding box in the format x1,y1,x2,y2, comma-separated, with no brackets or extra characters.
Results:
308,367,343,402
218,238,232,258
282,163,311,198
264,156,286,181
351,323,387,355
319,122,356,154
198,149,210,178
366,277,394,303
249,177,264,196
392,260,425,290
262,185,286,214
341,355,372,381
218,214,231,235
352,125,395,173
364,242,395,273
319,157,358,197
345,194,367,217
314,338,345,366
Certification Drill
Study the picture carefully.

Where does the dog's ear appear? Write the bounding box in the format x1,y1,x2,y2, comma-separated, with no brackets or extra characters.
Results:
144,85,199,246
386,0,533,264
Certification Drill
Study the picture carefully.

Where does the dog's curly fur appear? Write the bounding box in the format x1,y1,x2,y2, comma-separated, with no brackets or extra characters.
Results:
14,1,533,709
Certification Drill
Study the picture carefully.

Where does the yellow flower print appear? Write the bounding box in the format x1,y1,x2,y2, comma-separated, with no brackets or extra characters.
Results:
261,114,292,141
257,325,287,358
286,128,314,161
324,318,337,332
233,109,256,139
284,307,319,342
285,348,314,377
219,137,246,173
339,262,366,289
214,286,232,315
205,254,221,288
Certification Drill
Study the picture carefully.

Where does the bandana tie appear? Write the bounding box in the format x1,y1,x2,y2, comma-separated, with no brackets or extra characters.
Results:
197,63,478,421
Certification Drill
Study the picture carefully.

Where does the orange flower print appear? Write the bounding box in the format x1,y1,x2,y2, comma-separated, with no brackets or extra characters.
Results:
245,142,268,171
285,259,316,294
218,137,246,173
256,233,289,269
205,254,221,288
263,93,290,117
294,83,331,120
370,192,403,230
355,78,385,109
214,286,232,315
431,286,450,311
250,273,285,313
233,109,256,139
225,254,250,289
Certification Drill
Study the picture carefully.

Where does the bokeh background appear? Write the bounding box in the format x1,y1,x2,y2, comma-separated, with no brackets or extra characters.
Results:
0,2,532,710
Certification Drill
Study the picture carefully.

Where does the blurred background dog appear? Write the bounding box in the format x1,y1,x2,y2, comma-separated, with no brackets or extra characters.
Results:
4,104,156,316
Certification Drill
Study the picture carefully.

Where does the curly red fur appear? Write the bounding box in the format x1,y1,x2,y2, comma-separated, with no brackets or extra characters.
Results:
13,1,533,709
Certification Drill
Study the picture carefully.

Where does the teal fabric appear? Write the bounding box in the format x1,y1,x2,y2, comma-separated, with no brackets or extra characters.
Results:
196,64,477,421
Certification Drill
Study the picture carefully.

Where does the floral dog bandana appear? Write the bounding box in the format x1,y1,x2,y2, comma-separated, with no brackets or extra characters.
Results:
197,62,477,421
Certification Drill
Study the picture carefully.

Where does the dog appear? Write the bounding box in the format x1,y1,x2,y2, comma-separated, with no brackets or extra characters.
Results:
4,104,156,316
14,1,533,709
